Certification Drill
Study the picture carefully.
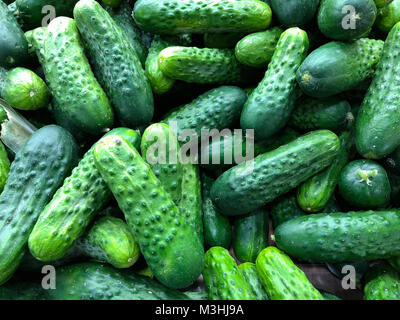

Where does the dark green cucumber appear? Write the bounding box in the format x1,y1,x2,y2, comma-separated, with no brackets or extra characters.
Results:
204,33,245,49
317,0,377,41
202,174,232,249
93,134,204,289
256,247,324,300
356,22,400,159
185,290,209,300
274,209,400,262
0,141,10,192
296,39,384,98
203,246,256,300
269,0,320,27
376,0,400,32
232,208,269,263
28,128,141,262
240,27,309,141
211,130,340,216
0,125,79,285
133,0,272,35
364,263,400,300
338,159,391,208
238,262,269,300
270,193,306,229
234,27,283,68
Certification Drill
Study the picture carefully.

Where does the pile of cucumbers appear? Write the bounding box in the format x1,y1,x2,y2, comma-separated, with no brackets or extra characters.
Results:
0,0,399,300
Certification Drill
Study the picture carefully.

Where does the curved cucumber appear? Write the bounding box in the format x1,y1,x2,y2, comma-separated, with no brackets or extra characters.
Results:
238,262,269,300
364,263,400,300
269,0,320,27
376,0,400,32
0,141,10,192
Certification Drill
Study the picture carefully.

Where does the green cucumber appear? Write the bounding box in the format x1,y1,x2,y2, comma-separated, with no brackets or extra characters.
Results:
185,290,209,300
269,0,321,27
274,209,400,262
376,0,400,32
338,159,391,208
317,0,377,41
28,128,141,262
320,291,342,300
256,247,324,300
375,0,394,8
240,27,309,141
270,193,306,229
211,130,340,216
296,39,384,98
93,134,204,289
232,208,269,263
203,246,256,300
0,125,79,285
133,0,272,35
0,141,10,192
238,262,269,300
234,27,283,68
204,33,245,49
0,278,44,300
364,263,400,300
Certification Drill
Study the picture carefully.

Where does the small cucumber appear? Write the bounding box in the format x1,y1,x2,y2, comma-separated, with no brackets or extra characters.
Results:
0,141,10,192
270,193,306,229
269,0,320,27
238,262,269,300
376,0,400,32
364,263,400,300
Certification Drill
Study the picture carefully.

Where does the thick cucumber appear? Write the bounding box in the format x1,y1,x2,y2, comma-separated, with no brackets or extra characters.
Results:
43,17,114,135
232,208,269,263
74,0,154,129
202,174,232,249
256,247,324,300
133,0,272,35
235,27,283,68
270,193,306,229
238,262,269,300
240,28,309,141
203,246,256,300
93,134,204,289
211,130,340,216
0,141,10,192
204,32,245,49
28,128,141,262
269,0,320,27
0,125,79,285
376,0,400,32
296,39,384,98
364,263,400,300
356,22,400,159
274,210,400,262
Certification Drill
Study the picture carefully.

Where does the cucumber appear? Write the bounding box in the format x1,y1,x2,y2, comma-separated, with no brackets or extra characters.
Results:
0,125,79,285
274,209,400,262
376,0,400,32
234,27,283,68
338,159,391,208
269,0,321,27
356,22,400,159
204,33,245,49
185,290,209,300
240,28,309,142
202,174,232,249
317,0,377,41
0,279,44,300
0,141,10,192
270,193,306,229
375,0,394,7
255,247,324,300
296,39,384,98
364,263,400,300
320,291,342,300
203,246,256,300
133,0,272,35
238,262,269,300
28,128,141,262
232,208,269,263
297,131,351,212
43,17,114,135
93,134,204,289
0,0,29,68
211,130,340,216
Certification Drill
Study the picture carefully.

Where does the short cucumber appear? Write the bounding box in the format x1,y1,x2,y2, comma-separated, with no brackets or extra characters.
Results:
269,0,321,27
364,263,400,300
270,193,306,229
0,141,10,192
376,0,400,32
238,262,269,300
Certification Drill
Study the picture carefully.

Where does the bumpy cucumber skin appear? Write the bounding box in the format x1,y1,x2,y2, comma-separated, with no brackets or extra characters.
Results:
270,193,306,229
211,130,340,216
44,17,114,135
238,262,269,300
202,174,232,249
204,32,245,49
269,0,320,27
74,0,154,129
0,67,7,94
203,247,256,300
376,0,400,32
93,135,204,289
256,247,324,300
0,125,79,285
28,128,141,262
274,210,400,262
364,263,400,300
27,27,47,65
235,27,283,68
233,208,269,263
240,28,309,141
296,39,384,98
0,141,10,192
159,46,247,85
133,0,272,35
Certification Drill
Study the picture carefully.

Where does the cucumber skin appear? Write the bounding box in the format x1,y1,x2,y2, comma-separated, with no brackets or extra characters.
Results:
133,0,272,35
232,208,269,263
28,128,141,262
376,0,400,32
269,0,320,27
364,263,400,300
296,39,384,98
240,28,309,142
238,262,269,300
375,0,394,8
275,210,400,262
93,135,204,289
256,247,324,300
211,130,340,216
203,247,257,300
270,194,306,229
0,141,10,192
0,125,79,285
